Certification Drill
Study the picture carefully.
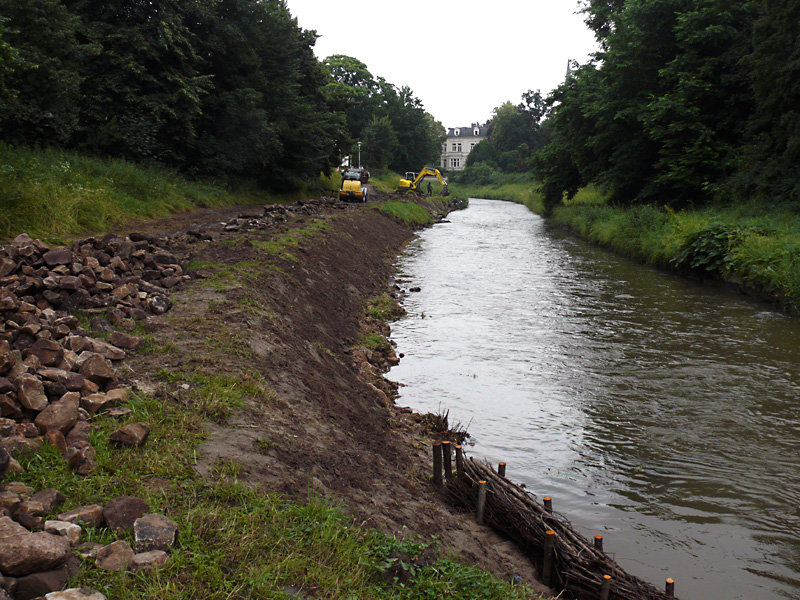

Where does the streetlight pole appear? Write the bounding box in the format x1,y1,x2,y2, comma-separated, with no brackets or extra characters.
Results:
358,141,361,168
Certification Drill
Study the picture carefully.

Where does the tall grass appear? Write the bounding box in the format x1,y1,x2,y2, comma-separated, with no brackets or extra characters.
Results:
553,188,800,313
449,178,543,213
0,143,272,241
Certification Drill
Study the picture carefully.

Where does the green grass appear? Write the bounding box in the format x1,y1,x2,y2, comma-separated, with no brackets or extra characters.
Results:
376,201,433,227
15,383,544,600
0,143,292,242
449,179,543,213
550,188,800,313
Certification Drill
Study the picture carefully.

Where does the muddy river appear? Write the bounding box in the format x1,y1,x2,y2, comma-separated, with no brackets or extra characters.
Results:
388,198,800,600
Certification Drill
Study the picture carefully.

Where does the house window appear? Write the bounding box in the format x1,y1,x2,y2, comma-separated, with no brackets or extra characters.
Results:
442,144,447,152
451,158,461,168
470,142,476,150
451,143,461,152
474,128,480,136
454,129,460,136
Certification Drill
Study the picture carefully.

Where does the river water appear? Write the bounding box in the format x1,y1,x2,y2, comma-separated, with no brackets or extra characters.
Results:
387,198,800,600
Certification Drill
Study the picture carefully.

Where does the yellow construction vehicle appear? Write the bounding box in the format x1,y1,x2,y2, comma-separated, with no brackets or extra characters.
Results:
339,168,368,202
398,167,449,195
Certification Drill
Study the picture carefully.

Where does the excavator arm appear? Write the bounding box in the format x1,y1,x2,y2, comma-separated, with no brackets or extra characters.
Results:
400,167,449,195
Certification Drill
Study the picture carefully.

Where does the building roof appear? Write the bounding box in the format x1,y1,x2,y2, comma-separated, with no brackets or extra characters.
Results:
447,123,488,138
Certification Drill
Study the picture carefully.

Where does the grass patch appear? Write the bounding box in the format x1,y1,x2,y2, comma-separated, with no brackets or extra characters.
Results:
549,188,800,313
366,293,401,321
449,176,543,213
377,201,433,227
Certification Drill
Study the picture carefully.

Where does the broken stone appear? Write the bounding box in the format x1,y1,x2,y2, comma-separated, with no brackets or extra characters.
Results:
56,504,103,529
42,249,73,268
107,331,140,350
14,566,69,600
134,513,178,553
129,550,168,573
95,540,134,572
78,354,114,386
0,516,70,576
44,520,82,547
103,496,149,533
45,588,106,600
34,395,79,435
31,489,65,514
15,374,48,411
110,422,150,447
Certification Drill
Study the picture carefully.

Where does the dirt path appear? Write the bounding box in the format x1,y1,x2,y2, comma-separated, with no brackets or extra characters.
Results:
122,195,551,595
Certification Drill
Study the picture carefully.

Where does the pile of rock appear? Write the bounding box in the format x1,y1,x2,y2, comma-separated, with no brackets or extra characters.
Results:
0,488,178,600
0,232,188,316
0,231,188,478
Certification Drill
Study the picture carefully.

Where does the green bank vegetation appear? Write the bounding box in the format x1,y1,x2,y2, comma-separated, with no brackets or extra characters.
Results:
18,380,542,600
0,143,268,241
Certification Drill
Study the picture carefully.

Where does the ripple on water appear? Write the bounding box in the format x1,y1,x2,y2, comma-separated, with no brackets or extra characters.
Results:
388,198,800,600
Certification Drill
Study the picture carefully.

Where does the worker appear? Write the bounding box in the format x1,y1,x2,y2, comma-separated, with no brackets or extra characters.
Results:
427,181,433,196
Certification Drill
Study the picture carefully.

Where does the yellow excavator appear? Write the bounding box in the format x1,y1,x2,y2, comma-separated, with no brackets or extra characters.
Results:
398,167,449,195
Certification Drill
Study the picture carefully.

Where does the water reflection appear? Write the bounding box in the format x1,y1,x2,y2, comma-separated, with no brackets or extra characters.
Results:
388,198,800,600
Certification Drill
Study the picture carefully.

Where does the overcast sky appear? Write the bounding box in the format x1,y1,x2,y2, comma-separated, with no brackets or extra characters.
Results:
285,0,598,129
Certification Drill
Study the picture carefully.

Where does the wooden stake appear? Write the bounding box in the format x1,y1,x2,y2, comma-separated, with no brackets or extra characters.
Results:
594,534,603,552
543,530,556,586
666,578,675,597
600,575,611,600
498,462,506,477
543,497,552,514
455,445,464,478
432,442,443,487
442,441,452,479
476,480,487,524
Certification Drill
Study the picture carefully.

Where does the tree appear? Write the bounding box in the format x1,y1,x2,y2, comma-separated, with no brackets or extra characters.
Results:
738,0,800,202
362,115,398,170
0,0,87,146
64,0,212,163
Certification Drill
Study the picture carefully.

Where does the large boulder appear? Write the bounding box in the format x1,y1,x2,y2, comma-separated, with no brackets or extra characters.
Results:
0,516,70,576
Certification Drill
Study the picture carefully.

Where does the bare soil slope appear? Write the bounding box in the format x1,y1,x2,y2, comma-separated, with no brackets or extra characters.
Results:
123,196,549,594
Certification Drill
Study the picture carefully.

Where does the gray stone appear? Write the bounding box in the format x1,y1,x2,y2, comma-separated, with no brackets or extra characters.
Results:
45,588,107,600
42,249,73,268
134,513,178,553
44,520,82,546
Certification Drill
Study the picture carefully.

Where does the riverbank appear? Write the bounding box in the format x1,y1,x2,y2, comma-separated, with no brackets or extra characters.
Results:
450,180,800,315
1,190,550,599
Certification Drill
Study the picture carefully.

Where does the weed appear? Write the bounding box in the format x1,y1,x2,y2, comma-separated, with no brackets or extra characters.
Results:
366,293,402,321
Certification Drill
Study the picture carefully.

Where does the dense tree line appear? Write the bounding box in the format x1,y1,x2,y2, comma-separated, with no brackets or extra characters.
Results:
323,54,445,172
0,1,441,189
456,90,548,184
532,0,800,214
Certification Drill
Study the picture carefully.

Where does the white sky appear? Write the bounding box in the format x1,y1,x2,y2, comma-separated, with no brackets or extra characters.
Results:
285,0,599,129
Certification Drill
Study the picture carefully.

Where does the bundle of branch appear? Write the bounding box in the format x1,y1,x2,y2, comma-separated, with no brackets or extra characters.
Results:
445,457,676,600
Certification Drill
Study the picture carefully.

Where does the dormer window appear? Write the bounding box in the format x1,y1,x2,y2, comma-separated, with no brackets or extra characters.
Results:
454,129,460,136
474,128,480,136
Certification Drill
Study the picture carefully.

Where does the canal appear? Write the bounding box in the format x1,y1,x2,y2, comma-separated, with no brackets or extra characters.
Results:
387,198,800,600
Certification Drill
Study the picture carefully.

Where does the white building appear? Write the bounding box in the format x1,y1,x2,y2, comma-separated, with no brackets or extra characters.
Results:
441,123,487,171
